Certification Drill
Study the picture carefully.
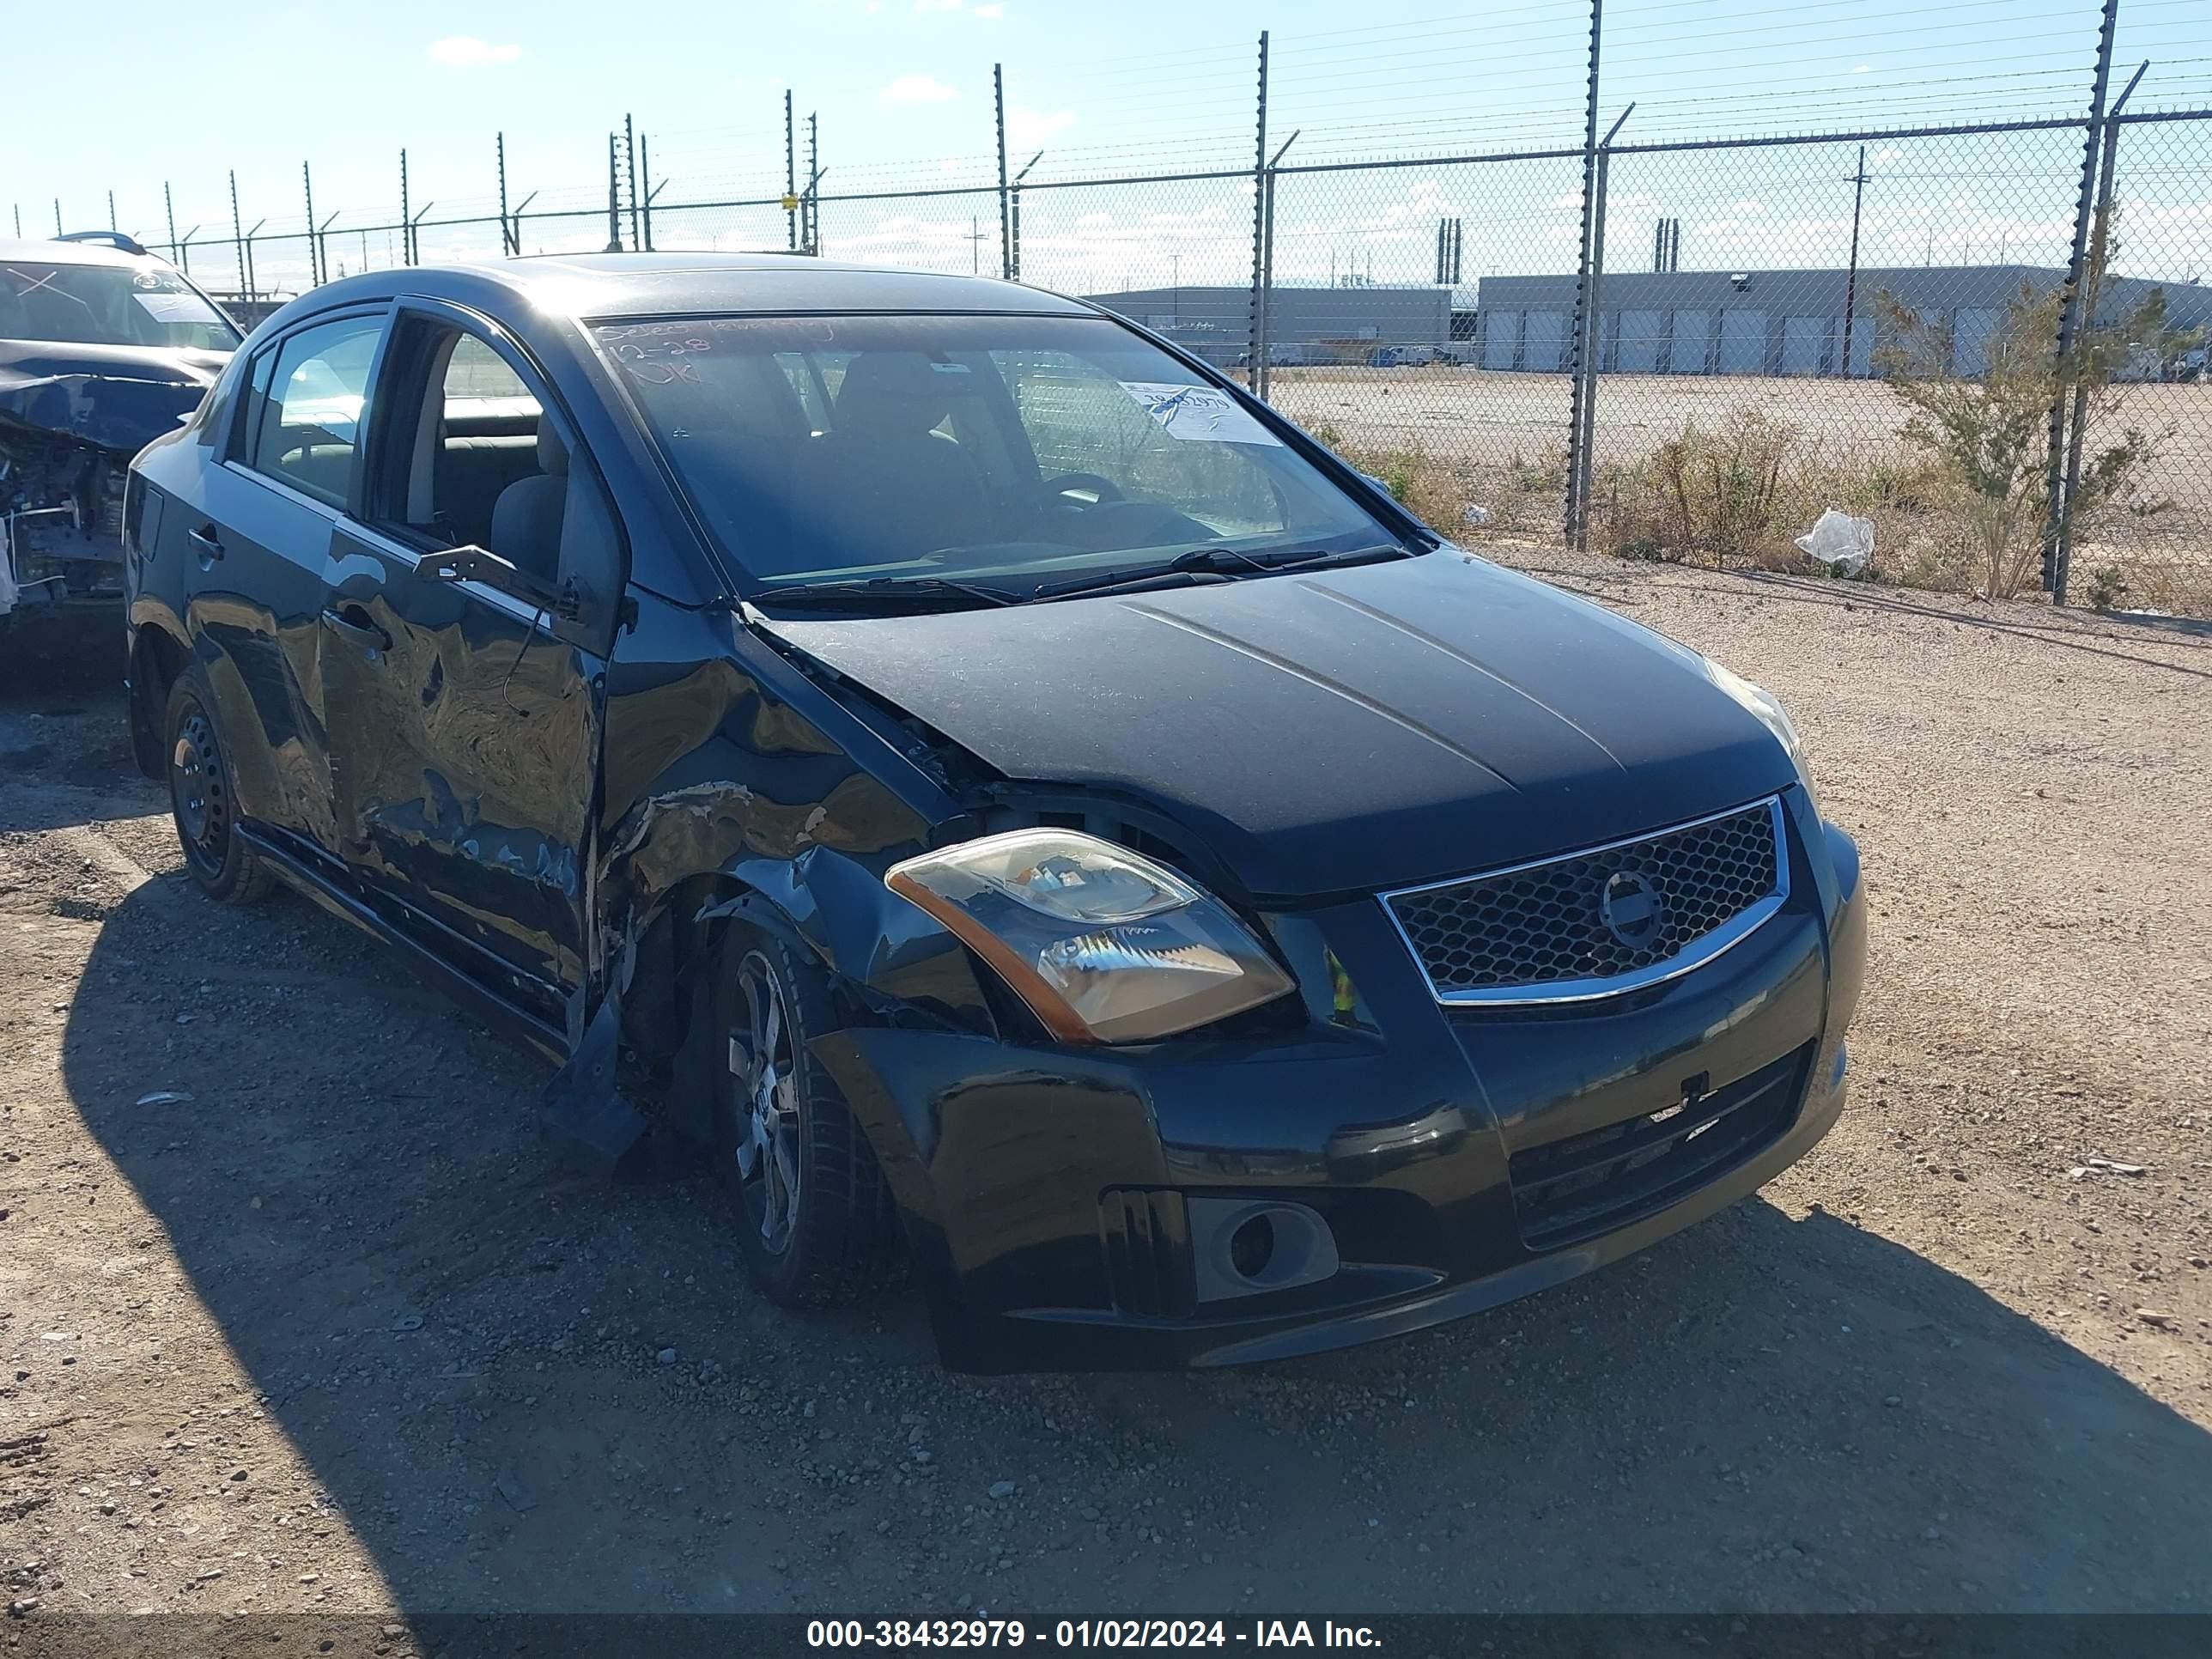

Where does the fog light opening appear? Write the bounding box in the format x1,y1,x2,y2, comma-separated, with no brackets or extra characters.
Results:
1229,1212,1275,1279
1188,1197,1341,1304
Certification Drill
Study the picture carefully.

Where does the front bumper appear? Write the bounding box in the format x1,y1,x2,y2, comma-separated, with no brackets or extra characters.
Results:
817,791,1865,1372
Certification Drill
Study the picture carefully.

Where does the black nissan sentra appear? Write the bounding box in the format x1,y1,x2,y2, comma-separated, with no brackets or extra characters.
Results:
122,256,1864,1371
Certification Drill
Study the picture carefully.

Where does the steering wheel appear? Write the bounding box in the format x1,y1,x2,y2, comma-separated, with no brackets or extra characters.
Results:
1040,472,1126,509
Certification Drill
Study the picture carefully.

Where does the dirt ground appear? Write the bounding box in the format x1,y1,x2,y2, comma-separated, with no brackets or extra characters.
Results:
1,561,2209,1631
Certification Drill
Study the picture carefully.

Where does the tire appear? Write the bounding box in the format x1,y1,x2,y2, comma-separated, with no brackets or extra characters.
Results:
714,921,902,1308
164,665,275,906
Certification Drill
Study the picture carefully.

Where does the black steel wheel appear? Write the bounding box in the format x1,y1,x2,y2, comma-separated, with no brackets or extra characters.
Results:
714,922,902,1307
164,667,274,905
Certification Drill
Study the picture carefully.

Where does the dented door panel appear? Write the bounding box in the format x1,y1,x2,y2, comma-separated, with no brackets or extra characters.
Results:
322,522,602,1011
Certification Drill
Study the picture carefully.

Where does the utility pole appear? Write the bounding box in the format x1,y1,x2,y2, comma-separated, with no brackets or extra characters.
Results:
2042,0,2121,600
785,90,798,252
1839,145,1869,378
994,64,1012,279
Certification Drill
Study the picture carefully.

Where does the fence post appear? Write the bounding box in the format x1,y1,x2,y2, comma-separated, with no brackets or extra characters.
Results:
1244,31,1269,392
1562,0,1604,549
302,161,318,286
229,171,246,296
786,91,799,252
1010,149,1042,283
625,114,642,252
1572,104,1633,550
497,133,513,255
606,135,622,252
1258,130,1299,402
994,65,1012,280
2042,0,2119,603
2057,61,2148,602
163,183,177,262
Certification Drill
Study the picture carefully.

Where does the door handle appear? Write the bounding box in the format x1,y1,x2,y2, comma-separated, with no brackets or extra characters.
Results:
321,604,392,653
187,524,225,561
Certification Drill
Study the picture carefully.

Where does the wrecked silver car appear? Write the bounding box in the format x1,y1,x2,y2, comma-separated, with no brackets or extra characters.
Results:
0,234,239,626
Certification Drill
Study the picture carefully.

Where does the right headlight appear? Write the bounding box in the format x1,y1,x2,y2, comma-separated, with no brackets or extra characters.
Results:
884,829,1296,1044
1705,656,1818,807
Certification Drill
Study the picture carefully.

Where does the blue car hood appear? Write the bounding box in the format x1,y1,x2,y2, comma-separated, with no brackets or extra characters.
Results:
0,339,228,455
762,552,1796,901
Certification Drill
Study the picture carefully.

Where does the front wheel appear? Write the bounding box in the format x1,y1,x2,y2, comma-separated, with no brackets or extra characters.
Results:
714,924,902,1307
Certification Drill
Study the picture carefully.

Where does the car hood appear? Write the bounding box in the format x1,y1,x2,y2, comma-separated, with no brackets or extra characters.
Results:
0,338,228,455
759,552,1797,900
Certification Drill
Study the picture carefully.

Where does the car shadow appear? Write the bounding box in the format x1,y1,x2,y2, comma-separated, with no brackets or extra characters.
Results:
56,874,2212,1618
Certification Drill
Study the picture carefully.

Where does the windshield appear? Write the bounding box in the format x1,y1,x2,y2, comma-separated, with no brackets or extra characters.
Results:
593,313,1398,596
0,260,240,352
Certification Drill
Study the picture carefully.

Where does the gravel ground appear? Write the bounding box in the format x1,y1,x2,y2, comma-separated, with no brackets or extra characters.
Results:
0,561,2208,1632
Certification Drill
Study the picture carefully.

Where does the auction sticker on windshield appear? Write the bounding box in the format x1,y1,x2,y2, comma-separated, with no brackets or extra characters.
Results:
1118,381,1281,445
131,290,226,326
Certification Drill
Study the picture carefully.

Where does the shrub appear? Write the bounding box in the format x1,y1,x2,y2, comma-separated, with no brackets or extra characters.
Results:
1599,409,1802,568
1875,279,2200,601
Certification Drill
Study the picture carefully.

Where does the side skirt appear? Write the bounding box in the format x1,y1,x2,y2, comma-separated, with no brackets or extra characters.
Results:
240,826,570,1064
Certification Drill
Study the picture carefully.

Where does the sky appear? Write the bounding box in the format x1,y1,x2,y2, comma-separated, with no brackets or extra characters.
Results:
7,0,2207,298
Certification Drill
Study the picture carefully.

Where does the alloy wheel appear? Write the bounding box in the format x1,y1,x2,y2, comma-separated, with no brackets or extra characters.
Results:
727,950,803,1255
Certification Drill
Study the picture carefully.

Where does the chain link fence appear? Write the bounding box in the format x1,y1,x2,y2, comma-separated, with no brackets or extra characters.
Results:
47,82,2212,617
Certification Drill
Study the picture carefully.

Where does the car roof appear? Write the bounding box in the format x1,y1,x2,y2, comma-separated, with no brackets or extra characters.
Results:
299,252,1097,323
0,237,166,270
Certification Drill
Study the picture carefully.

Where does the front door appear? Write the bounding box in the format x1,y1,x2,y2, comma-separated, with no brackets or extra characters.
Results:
319,307,624,1029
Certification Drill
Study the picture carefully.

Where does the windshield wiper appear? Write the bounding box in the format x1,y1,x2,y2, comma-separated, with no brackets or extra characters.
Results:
750,575,1021,611
1031,542,1412,603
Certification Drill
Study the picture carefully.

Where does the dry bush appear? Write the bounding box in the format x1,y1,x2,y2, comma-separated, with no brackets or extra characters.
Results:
1598,409,1806,568
1875,279,2201,600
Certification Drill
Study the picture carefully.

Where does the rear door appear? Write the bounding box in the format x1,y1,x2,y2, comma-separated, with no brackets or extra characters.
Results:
318,301,623,1027
178,307,388,870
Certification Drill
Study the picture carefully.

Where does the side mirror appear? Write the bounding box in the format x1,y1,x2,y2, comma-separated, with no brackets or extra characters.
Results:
418,544,577,621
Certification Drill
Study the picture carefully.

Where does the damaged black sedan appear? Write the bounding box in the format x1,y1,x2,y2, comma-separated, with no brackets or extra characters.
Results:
124,255,1864,1371
3,234,239,628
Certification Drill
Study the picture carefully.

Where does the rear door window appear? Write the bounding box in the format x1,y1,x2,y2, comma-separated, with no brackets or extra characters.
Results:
243,314,385,508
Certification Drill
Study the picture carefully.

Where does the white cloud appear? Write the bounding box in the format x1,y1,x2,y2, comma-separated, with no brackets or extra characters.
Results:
1873,146,1904,164
1009,106,1076,146
881,73,961,104
427,35,521,66
974,2,1006,15
1851,63,1870,73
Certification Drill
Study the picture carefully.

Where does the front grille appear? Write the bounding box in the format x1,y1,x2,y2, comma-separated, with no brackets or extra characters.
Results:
1385,798,1784,1002
1508,1042,1810,1249
1099,1189,1196,1317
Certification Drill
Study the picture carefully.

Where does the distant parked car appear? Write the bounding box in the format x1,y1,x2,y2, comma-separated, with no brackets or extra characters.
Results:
1368,343,1441,368
124,254,1864,1372
0,232,240,630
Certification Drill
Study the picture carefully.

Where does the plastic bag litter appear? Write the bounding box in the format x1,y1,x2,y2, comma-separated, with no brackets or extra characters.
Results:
1462,504,1493,527
1794,508,1875,576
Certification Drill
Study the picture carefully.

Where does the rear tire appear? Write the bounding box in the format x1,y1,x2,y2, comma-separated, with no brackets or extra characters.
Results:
714,922,902,1308
164,665,275,906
